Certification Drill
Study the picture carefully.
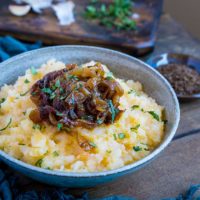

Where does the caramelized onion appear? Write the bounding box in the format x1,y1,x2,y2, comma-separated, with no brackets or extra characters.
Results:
29,63,124,129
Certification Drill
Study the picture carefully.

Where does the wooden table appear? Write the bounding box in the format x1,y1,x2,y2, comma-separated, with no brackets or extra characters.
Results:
2,14,200,199
68,14,200,199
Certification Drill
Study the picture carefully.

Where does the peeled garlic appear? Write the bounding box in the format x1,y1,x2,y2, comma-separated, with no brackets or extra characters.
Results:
8,4,31,16
52,1,75,26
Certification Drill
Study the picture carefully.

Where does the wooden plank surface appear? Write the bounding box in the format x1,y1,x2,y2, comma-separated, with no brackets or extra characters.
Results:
0,0,163,56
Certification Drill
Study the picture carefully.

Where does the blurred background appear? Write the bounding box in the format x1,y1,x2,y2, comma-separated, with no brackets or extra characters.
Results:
164,0,200,39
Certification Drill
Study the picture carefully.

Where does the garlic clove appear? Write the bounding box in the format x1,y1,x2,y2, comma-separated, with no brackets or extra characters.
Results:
8,4,31,16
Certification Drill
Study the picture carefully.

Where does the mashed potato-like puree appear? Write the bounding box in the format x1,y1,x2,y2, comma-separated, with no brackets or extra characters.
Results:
0,60,164,172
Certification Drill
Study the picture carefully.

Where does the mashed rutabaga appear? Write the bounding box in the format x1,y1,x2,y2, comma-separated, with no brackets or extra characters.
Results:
0,60,165,172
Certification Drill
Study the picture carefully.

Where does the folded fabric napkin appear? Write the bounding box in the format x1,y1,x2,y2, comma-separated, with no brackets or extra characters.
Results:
0,36,199,200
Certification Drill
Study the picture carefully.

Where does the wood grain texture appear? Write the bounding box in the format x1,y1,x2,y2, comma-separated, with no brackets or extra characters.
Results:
0,0,163,56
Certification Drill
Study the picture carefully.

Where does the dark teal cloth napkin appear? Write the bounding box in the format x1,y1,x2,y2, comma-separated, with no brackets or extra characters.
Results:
0,36,199,200
0,36,42,62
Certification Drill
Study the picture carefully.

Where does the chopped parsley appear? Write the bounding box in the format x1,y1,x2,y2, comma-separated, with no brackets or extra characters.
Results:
106,72,113,80
18,143,25,145
35,158,43,167
113,133,117,140
24,79,30,84
56,112,64,117
67,74,79,80
108,100,116,123
128,89,139,95
52,151,59,157
20,90,29,96
60,94,68,100
130,124,140,132
84,0,136,31
118,133,125,139
49,92,56,100
106,150,112,153
0,98,5,108
55,79,61,88
22,111,26,115
57,123,63,131
131,105,139,110
31,67,38,75
148,111,160,121
41,88,52,94
32,124,41,130
163,119,168,124
133,146,142,152
97,119,103,124
0,118,12,131
46,167,52,170
31,91,37,96
89,142,97,148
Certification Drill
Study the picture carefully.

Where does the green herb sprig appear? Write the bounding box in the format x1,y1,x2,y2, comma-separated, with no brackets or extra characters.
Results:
84,0,136,31
0,118,12,131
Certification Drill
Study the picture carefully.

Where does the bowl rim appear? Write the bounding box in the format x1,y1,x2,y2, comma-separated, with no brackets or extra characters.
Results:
0,45,180,177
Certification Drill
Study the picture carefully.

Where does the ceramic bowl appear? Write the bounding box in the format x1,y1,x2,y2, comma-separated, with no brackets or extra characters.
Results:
147,52,200,99
0,46,180,187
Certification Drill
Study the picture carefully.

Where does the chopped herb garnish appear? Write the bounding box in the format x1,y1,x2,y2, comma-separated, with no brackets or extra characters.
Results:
130,124,140,132
0,118,12,131
163,119,168,124
84,0,136,31
53,151,59,157
118,133,125,139
56,112,64,117
24,79,30,84
0,98,5,108
148,111,160,121
49,92,56,100
144,147,149,151
35,158,43,167
106,150,112,153
55,79,61,88
113,133,117,140
46,167,52,170
106,72,113,80
128,89,139,95
97,119,103,124
31,92,37,96
20,90,29,96
32,124,41,130
82,115,93,121
60,93,68,100
108,100,116,123
31,67,38,75
19,143,25,145
133,146,142,152
70,94,75,105
59,88,64,94
41,88,52,94
131,105,140,110
89,142,97,148
22,111,26,115
68,74,79,80
57,123,63,131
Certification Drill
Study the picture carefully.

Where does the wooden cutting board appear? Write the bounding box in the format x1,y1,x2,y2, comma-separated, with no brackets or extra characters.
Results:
0,0,163,56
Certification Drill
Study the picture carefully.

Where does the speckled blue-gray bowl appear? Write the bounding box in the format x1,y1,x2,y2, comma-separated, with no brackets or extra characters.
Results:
0,46,180,188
